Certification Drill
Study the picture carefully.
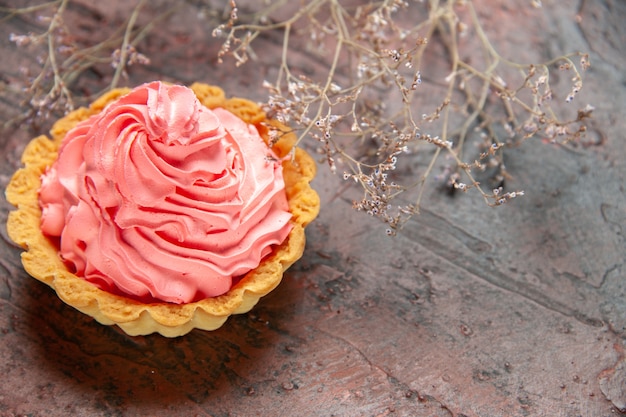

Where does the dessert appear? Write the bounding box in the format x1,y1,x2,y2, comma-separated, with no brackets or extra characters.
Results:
6,81,319,337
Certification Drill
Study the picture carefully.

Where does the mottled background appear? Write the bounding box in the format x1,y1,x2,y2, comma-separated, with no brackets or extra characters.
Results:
0,1,625,416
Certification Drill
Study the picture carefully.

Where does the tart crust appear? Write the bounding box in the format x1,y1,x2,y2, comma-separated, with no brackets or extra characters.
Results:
6,83,319,337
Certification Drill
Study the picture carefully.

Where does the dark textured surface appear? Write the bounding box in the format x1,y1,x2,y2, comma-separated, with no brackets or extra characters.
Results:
1,1,625,416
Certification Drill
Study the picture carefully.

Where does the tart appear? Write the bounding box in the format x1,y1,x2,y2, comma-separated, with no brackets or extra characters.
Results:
6,81,319,337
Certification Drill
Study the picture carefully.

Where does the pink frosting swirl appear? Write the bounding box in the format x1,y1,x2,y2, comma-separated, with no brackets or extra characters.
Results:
39,82,292,304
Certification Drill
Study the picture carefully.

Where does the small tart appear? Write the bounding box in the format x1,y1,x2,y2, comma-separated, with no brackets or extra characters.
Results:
6,82,319,337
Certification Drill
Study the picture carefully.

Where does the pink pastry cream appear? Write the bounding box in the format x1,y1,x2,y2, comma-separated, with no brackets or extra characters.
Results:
38,81,293,304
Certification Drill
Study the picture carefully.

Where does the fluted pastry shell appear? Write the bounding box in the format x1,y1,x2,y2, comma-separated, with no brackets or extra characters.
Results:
6,83,319,337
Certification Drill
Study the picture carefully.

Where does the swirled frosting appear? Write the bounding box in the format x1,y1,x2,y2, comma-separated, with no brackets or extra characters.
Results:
39,81,293,304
